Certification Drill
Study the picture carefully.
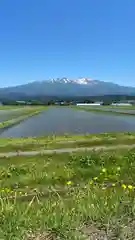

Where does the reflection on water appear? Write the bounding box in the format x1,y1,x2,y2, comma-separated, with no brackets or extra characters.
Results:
1,107,135,137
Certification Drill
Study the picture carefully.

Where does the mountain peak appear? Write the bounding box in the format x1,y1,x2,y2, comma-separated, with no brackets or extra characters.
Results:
0,77,135,98
73,78,93,85
49,77,96,85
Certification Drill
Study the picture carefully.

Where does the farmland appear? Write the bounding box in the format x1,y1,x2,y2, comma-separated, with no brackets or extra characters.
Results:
0,106,46,132
1,106,135,239
1,148,135,239
0,131,135,153
0,108,25,122
74,105,135,116
1,107,135,137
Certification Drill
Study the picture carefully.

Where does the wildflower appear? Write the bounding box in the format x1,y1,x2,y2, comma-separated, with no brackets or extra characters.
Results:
66,181,72,185
89,180,93,185
117,167,121,171
128,185,133,190
112,183,116,187
93,177,98,181
121,184,127,189
102,168,106,173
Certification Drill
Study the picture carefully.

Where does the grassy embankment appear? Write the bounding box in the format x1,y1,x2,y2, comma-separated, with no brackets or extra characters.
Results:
73,106,135,116
0,106,46,130
1,147,135,239
0,106,25,110
92,105,135,109
0,132,135,152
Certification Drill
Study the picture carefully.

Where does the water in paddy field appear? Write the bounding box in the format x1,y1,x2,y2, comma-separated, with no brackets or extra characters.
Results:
0,107,135,137
0,108,25,122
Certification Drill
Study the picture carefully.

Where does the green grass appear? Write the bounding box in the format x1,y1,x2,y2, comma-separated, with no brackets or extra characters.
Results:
0,131,135,144
0,132,135,152
91,105,135,109
0,105,25,110
1,148,135,239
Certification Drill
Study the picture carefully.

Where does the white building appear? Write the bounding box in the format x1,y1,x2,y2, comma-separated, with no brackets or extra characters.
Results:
76,102,102,106
111,103,132,106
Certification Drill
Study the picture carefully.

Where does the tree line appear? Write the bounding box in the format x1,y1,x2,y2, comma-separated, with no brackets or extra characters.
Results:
1,94,135,106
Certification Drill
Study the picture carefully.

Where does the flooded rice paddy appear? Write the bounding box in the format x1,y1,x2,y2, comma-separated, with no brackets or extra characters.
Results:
81,106,135,114
0,107,135,137
0,108,25,122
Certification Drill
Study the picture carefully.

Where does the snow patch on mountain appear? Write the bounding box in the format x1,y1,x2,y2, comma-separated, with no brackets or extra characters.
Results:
48,77,97,85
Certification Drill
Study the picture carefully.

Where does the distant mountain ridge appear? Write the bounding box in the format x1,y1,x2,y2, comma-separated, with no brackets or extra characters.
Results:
0,78,135,99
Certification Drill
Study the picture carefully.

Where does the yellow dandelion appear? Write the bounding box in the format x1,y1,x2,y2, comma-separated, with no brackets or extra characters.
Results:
112,183,116,187
66,181,72,185
93,177,98,181
121,184,127,189
117,167,121,171
89,180,93,185
128,185,133,190
102,168,106,173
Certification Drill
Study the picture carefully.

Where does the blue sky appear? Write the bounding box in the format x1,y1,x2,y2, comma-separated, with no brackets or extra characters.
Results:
0,0,135,87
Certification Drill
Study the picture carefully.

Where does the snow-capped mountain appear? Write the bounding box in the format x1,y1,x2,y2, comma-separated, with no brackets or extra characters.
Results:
0,77,135,98
48,77,98,85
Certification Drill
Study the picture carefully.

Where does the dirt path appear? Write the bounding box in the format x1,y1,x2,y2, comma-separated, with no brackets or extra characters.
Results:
0,143,135,157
